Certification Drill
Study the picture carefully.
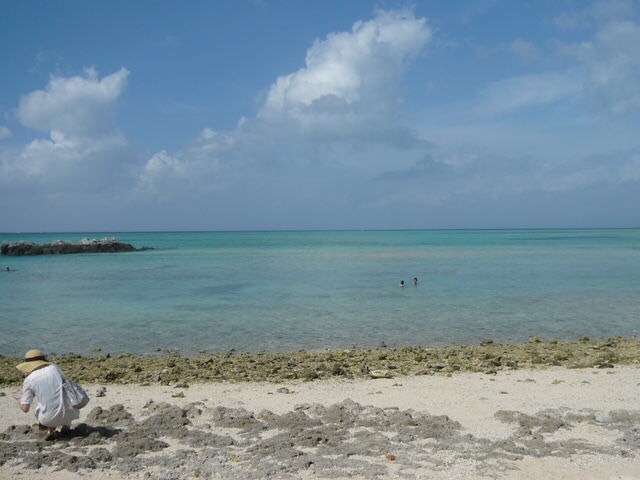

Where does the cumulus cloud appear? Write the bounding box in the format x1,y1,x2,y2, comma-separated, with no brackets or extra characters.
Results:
2,67,133,194
137,150,187,197
138,9,432,200
18,67,129,138
3,5,635,231
259,9,431,129
136,128,232,198
136,6,638,215
10,131,130,192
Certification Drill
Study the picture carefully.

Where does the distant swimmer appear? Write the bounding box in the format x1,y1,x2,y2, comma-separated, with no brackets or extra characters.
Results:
412,277,418,286
399,280,405,288
5,266,9,272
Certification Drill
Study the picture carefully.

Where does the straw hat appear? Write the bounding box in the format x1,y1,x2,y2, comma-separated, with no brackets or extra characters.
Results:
16,349,51,374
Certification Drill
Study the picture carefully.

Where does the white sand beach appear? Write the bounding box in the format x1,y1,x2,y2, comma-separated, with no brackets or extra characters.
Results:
2,366,640,479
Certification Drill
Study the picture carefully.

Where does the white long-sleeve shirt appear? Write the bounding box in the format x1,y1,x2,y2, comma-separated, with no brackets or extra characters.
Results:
21,364,80,427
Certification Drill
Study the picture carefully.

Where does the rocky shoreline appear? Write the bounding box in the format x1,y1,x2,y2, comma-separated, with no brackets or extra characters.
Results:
3,390,638,479
0,237,152,256
1,354,639,479
2,336,638,386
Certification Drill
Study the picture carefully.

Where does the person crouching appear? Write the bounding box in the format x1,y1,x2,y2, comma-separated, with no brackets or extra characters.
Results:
13,349,80,437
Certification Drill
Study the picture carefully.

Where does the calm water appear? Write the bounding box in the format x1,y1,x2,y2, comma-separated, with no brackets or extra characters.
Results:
1,229,639,356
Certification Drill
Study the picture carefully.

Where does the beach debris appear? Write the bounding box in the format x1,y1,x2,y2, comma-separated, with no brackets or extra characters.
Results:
385,453,397,461
369,369,393,379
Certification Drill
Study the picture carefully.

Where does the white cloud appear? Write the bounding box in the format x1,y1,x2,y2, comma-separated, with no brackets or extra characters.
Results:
137,150,187,197
0,126,11,139
137,129,231,199
376,145,640,209
15,132,130,191
17,67,129,138
259,9,431,128
3,9,435,212
475,19,640,117
134,9,640,217
2,68,133,194
188,128,236,160
569,20,640,115
137,9,433,201
477,71,581,115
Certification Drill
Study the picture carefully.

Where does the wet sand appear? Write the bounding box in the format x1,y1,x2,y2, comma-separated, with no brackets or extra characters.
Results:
1,339,640,479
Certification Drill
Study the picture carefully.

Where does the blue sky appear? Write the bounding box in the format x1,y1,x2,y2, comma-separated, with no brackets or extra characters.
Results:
1,0,639,232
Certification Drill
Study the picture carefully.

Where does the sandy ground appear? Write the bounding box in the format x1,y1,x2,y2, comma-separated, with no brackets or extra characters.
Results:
1,365,639,479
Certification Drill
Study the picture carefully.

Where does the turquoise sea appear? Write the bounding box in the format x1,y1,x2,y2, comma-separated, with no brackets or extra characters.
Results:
1,229,639,356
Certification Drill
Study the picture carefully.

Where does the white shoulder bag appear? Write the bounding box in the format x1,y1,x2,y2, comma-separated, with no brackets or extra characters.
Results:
62,378,90,409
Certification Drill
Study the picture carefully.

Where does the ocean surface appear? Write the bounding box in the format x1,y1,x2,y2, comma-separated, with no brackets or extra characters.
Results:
1,229,639,356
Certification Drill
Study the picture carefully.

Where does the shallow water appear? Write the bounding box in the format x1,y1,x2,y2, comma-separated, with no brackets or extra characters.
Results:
1,229,639,355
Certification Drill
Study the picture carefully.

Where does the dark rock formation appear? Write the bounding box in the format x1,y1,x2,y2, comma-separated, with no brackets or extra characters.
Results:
1,237,152,256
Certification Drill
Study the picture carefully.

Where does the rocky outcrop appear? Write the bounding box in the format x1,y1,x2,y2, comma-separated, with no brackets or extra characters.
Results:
1,237,152,256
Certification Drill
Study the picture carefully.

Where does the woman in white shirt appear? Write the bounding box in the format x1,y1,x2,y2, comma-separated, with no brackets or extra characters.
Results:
14,349,80,436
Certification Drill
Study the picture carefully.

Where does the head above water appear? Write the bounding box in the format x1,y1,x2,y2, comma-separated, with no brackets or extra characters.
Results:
16,349,50,374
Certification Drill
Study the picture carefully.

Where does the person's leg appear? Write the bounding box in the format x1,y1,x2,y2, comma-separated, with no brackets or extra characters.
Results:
34,423,57,440
38,423,55,433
